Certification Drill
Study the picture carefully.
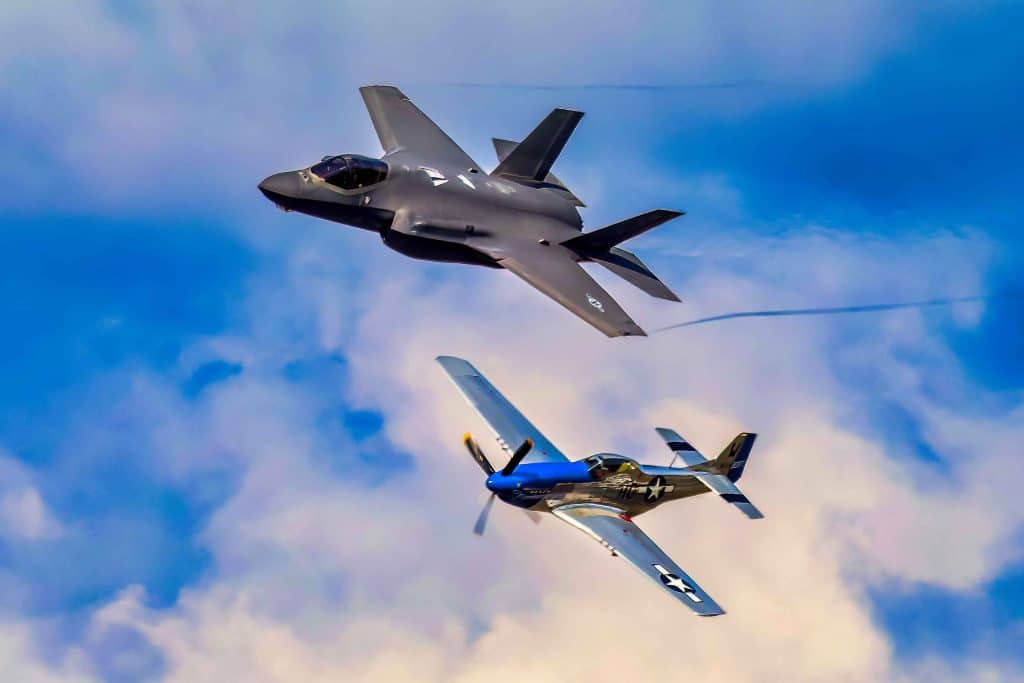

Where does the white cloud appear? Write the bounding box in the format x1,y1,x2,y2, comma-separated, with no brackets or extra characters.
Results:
1,2,1019,679
0,618,92,682
24,221,1011,682
0,454,63,541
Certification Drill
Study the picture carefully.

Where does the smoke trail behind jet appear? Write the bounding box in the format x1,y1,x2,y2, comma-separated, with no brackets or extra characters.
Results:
655,294,1011,333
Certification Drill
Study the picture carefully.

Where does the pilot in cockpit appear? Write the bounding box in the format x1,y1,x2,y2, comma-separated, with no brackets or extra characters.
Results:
585,454,638,480
310,154,388,191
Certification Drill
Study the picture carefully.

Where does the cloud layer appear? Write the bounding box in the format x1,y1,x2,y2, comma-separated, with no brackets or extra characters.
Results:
1,1,1022,681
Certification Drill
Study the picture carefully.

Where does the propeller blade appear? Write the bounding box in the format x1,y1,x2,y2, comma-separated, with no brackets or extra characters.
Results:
463,433,495,475
473,493,497,536
500,438,534,476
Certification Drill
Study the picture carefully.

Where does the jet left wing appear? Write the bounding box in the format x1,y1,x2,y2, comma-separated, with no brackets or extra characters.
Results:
360,85,480,170
552,503,724,616
498,243,646,337
437,356,568,464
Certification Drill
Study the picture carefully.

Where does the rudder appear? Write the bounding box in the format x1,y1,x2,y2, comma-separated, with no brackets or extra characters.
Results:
716,433,757,482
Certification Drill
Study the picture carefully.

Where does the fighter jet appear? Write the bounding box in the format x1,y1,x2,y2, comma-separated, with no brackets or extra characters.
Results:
259,85,683,337
437,356,763,616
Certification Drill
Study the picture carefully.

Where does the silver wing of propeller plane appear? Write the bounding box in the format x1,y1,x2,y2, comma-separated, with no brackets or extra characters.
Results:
437,355,764,617
259,85,684,338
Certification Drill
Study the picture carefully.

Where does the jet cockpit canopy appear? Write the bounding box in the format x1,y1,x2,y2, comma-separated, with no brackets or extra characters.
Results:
310,154,388,190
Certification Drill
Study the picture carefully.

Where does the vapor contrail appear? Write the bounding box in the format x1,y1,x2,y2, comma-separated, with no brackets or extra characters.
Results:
427,81,772,92
654,294,1010,333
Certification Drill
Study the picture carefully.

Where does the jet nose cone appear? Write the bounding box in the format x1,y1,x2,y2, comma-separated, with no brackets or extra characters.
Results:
258,172,301,203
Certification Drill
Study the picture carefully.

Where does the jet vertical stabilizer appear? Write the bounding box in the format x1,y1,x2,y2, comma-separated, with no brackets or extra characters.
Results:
492,137,585,207
492,108,583,182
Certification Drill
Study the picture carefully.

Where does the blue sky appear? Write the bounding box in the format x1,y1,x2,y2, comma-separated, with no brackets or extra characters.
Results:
0,2,1022,681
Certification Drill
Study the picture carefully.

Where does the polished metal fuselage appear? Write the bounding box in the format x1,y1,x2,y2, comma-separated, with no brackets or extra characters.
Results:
487,459,711,518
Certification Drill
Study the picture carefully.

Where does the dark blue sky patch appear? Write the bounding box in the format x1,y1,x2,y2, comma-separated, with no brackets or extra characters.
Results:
0,216,254,458
278,351,415,479
313,406,415,483
871,568,1024,668
342,410,385,441
948,266,1024,393
0,504,211,615
281,353,347,385
182,360,244,398
653,4,1024,229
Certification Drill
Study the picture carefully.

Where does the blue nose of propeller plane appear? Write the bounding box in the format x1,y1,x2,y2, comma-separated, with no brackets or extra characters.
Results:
485,473,523,492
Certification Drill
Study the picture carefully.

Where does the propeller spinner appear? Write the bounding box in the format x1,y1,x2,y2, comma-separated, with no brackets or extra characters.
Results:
462,434,533,535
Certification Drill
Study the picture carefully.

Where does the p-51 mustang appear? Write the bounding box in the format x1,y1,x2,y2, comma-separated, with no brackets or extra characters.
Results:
259,85,684,337
438,356,763,616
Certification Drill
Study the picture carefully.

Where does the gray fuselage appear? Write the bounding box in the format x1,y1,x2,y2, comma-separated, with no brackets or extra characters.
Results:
258,150,584,267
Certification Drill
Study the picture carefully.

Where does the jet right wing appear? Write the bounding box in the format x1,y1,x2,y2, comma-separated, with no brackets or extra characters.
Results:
552,503,724,616
436,356,568,464
497,243,646,337
360,85,480,170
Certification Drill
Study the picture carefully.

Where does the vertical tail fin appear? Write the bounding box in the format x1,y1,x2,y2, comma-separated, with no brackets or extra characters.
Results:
492,137,585,206
491,108,583,182
715,433,757,482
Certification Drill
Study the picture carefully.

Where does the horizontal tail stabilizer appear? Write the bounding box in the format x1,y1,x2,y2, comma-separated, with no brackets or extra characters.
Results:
492,108,583,182
655,427,706,467
694,473,764,519
593,247,680,302
561,209,683,254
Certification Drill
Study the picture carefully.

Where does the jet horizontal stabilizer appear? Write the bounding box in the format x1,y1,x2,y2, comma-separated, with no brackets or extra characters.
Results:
592,247,681,302
561,209,683,254
561,211,684,303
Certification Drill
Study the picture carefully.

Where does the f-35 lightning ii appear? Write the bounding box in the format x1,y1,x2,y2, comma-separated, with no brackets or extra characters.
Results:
259,86,683,337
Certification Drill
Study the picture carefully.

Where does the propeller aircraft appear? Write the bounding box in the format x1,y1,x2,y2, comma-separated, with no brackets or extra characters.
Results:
438,355,764,616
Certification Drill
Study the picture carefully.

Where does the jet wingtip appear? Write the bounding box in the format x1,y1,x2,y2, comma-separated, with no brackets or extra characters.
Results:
360,84,407,99
436,355,476,375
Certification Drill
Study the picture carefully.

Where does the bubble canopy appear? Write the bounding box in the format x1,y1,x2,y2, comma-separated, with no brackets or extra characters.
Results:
310,154,388,190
